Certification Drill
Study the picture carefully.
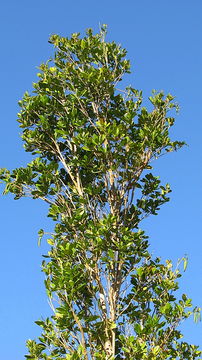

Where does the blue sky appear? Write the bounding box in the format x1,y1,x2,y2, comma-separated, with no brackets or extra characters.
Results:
0,1,202,358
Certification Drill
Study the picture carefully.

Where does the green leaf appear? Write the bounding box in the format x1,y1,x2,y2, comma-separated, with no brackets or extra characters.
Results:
38,229,44,246
183,255,188,271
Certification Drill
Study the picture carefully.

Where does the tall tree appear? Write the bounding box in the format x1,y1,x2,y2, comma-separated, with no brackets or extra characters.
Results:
0,26,201,359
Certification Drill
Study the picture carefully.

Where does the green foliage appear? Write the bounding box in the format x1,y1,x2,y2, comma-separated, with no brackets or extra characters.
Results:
1,26,201,359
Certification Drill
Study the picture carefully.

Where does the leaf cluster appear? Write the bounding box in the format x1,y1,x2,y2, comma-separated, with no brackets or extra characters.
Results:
0,27,200,359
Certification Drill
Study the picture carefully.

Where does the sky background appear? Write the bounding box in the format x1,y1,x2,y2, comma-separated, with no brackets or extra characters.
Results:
0,0,202,358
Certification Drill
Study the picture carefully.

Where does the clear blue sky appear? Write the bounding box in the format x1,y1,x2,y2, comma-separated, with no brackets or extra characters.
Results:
0,1,202,358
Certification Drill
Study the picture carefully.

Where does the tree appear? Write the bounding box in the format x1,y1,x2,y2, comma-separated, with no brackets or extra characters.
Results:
0,26,201,359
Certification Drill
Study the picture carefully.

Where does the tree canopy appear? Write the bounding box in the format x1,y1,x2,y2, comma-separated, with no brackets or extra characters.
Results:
0,26,201,359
